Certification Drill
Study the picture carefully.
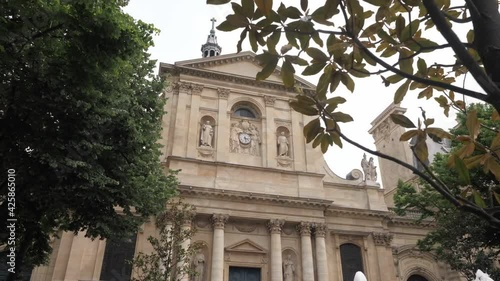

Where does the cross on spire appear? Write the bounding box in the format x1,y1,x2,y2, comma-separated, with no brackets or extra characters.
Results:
210,18,217,31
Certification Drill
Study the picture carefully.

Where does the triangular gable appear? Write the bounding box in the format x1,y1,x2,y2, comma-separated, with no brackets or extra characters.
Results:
175,51,315,89
225,239,267,254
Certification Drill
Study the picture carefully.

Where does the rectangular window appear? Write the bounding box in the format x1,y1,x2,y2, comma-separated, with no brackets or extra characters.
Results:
99,234,137,281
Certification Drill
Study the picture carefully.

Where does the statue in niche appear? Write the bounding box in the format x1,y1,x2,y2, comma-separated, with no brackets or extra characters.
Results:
192,250,205,281
369,157,377,181
250,124,261,156
283,254,295,281
230,123,242,152
200,120,213,147
277,132,289,157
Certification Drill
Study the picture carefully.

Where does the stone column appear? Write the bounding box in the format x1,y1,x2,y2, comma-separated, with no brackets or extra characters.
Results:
159,222,173,274
314,224,329,281
216,88,230,162
372,232,397,281
298,222,314,281
178,221,192,281
211,214,229,281
187,83,204,158
268,219,285,281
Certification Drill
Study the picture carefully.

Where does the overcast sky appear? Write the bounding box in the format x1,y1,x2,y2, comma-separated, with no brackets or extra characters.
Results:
123,1,476,185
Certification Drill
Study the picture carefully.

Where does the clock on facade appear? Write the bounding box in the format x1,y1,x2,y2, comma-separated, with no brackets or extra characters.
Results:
238,133,251,145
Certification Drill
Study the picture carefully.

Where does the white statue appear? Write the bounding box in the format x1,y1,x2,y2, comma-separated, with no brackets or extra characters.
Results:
250,125,261,156
353,271,367,281
368,157,377,181
474,269,494,281
361,154,370,181
192,251,205,281
283,254,295,281
277,132,289,157
200,121,213,147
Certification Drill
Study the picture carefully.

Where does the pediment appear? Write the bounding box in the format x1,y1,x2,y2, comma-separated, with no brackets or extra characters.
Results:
225,239,267,254
174,51,315,89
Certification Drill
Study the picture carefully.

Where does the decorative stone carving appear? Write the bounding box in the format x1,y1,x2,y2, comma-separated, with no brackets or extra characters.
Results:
346,169,363,181
195,219,210,229
264,95,276,106
179,81,192,93
197,146,215,159
211,214,229,229
267,219,285,234
191,83,204,95
314,223,328,237
192,250,206,281
374,119,391,140
297,222,312,236
234,222,257,233
229,120,261,156
276,156,294,168
218,88,230,99
282,226,295,236
200,120,214,147
361,153,378,182
372,232,393,246
277,132,289,157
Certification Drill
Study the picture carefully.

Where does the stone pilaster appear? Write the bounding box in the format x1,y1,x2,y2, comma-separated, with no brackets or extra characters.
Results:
314,224,329,281
187,83,204,158
216,88,230,162
372,232,397,281
268,219,285,281
298,222,314,281
211,214,229,281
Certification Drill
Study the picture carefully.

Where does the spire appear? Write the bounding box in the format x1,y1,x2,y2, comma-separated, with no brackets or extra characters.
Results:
201,18,222,58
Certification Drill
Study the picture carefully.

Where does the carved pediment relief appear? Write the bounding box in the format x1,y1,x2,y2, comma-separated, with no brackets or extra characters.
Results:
225,239,267,254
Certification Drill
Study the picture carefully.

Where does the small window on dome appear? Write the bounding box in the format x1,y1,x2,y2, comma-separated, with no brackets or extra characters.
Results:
234,108,256,118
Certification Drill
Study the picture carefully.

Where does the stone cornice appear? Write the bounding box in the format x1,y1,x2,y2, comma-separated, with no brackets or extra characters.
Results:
326,207,392,219
166,155,326,179
178,186,333,209
160,63,315,95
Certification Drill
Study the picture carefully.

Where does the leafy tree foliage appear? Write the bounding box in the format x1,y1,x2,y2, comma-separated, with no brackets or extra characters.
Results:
0,0,177,278
394,104,500,280
207,0,500,227
132,201,199,281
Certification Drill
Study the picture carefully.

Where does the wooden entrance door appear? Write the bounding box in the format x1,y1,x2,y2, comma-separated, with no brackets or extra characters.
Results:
229,266,261,281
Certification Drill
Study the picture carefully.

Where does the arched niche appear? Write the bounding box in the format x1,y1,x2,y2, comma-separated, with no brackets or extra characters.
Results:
199,116,216,148
276,126,291,158
229,100,263,157
192,241,209,281
282,248,298,281
339,243,364,281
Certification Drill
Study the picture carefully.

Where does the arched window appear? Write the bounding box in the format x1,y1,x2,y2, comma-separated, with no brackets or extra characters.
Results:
234,108,256,118
408,275,429,281
340,243,364,281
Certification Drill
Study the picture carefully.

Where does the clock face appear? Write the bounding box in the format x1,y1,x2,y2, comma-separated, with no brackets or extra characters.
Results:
239,133,251,144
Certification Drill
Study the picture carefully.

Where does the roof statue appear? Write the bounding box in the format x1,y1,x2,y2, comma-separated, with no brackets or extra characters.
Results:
201,18,221,58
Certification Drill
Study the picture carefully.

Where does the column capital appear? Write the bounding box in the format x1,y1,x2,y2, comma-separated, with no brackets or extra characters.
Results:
297,222,312,236
211,214,229,229
191,83,204,95
264,95,276,107
177,81,192,94
314,223,328,238
267,219,285,234
372,232,393,247
217,88,230,99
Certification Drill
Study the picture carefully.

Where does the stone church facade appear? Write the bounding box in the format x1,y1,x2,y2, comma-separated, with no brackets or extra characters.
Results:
27,28,464,281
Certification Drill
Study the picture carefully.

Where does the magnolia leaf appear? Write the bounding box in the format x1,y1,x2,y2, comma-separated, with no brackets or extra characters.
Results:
303,118,322,143
418,87,433,99
394,80,410,104
207,0,231,4
330,71,341,92
317,71,331,100
296,94,316,106
331,112,353,123
425,127,452,139
423,118,434,127
306,47,330,62
329,131,343,148
400,130,418,141
399,49,414,74
217,20,240,32
289,100,318,116
302,62,326,76
400,20,420,42
301,0,308,11
281,59,295,87
241,0,255,18
287,55,308,66
458,142,476,158
312,132,324,148
321,134,330,153
472,190,487,208
413,135,429,162
485,157,500,181
256,55,279,81
463,154,484,169
267,31,281,53
340,72,355,92
417,58,427,75
237,29,248,52
466,109,480,140
255,0,273,17
391,114,416,128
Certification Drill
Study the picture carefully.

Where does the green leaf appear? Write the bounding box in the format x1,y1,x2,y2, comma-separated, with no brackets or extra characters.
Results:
302,62,326,76
454,156,471,185
329,131,343,148
256,55,279,81
301,0,308,11
303,118,322,143
399,49,414,74
425,127,452,140
226,14,249,27
330,71,341,92
340,72,355,92
331,112,353,123
363,0,390,6
255,0,273,17
281,59,295,87
217,20,240,32
267,30,281,54
394,80,410,104
320,134,330,153
400,130,418,141
472,190,486,208
207,0,231,4
400,19,420,42
316,70,331,100
241,0,255,18
312,132,324,148
306,47,330,62
417,58,427,74
390,114,416,128
466,109,480,140
290,100,318,116
236,28,248,53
